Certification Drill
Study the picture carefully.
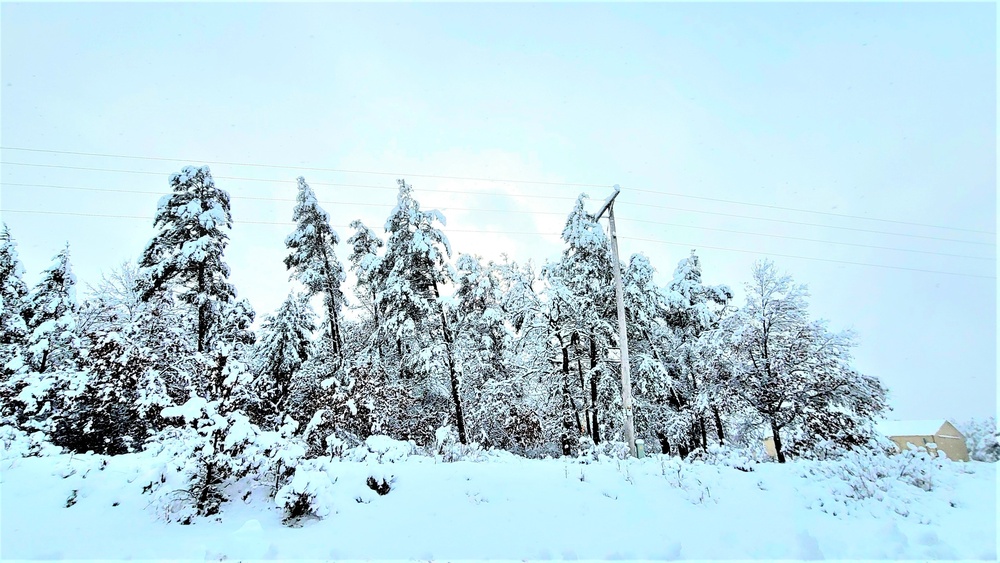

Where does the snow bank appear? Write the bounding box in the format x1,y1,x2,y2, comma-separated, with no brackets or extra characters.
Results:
1,442,996,561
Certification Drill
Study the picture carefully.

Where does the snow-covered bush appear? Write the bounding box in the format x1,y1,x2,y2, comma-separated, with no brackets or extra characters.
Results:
801,446,953,521
7,368,89,439
578,439,631,463
0,424,61,460
143,397,294,524
956,417,999,462
342,435,416,463
694,443,764,470
656,455,717,504
274,461,338,524
431,424,488,462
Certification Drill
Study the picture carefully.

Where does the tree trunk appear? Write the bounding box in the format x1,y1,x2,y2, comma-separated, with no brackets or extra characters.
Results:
561,375,577,456
589,332,600,444
197,264,206,353
371,288,383,359
327,307,341,357
38,349,49,374
434,281,466,444
712,405,725,445
770,418,786,463
318,247,343,356
657,432,670,456
590,376,600,445
699,416,708,451
573,333,590,437
556,335,583,434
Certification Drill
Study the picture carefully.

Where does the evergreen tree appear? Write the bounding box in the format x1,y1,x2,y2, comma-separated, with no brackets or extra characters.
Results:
661,251,733,455
285,177,346,356
346,219,385,352
138,166,236,353
619,253,677,454
24,244,80,374
377,179,467,444
543,194,617,447
48,261,181,454
453,254,537,450
0,223,30,378
254,292,316,420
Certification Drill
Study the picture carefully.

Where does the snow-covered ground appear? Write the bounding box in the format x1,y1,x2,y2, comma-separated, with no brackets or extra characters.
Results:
1,445,996,561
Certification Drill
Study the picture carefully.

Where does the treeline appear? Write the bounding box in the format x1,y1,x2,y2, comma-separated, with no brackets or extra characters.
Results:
0,166,889,469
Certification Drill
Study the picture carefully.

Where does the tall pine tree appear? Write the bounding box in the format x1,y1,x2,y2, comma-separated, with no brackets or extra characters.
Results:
285,177,346,357
378,179,467,444
254,292,316,418
25,244,80,374
138,166,236,353
0,223,30,376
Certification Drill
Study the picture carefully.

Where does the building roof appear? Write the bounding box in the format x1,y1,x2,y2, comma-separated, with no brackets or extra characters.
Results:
876,419,955,438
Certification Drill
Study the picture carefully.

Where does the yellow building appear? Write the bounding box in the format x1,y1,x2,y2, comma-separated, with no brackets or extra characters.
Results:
876,419,970,462
762,419,970,461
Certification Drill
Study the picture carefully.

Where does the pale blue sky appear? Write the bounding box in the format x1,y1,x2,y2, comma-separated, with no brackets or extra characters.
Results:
1,2,995,420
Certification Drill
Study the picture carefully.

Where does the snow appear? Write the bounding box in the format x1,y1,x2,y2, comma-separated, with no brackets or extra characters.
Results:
1,446,995,560
161,396,208,423
878,419,950,437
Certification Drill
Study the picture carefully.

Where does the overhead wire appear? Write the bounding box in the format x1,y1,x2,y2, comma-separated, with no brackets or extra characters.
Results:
2,181,993,261
619,236,996,280
3,160,991,247
616,200,994,247
0,161,578,201
0,146,609,187
3,144,992,235
0,208,992,280
3,149,994,279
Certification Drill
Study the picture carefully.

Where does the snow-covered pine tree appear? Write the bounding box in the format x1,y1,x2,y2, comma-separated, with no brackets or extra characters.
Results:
254,292,316,423
149,296,261,522
285,177,346,357
492,258,560,455
24,244,81,374
0,223,30,380
377,179,467,444
138,165,236,353
453,254,529,450
5,244,87,441
619,252,677,454
453,254,506,381
56,261,178,454
723,260,887,463
543,194,617,447
660,250,733,455
346,219,385,353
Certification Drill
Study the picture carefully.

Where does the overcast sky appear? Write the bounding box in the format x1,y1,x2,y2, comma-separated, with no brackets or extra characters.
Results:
1,2,995,421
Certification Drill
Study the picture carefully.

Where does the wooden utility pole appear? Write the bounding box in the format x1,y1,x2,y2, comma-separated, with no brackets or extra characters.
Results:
595,185,637,458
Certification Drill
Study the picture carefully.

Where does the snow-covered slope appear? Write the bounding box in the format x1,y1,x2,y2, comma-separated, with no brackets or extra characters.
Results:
1,448,996,561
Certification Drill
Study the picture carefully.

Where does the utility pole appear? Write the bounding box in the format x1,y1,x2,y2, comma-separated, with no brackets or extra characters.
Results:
595,184,637,458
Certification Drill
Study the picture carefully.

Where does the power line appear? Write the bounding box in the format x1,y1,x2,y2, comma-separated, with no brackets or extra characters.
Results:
2,208,991,280
3,181,992,260
3,161,993,246
619,236,995,280
0,208,564,236
628,186,995,235
616,200,995,247
618,217,994,261
0,161,578,201
0,146,609,188
0,182,393,209
0,181,569,215
4,144,992,235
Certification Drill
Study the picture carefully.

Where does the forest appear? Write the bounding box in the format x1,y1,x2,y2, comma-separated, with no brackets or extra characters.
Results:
0,165,891,518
